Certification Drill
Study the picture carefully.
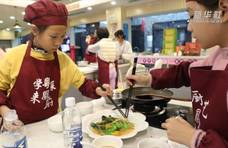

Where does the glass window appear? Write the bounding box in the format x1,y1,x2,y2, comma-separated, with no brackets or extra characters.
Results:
131,11,191,53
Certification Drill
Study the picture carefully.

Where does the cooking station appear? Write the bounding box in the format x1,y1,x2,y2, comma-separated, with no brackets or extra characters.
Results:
120,87,194,129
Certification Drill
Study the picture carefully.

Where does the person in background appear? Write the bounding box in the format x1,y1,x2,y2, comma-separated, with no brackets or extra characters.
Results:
114,30,133,63
0,0,112,127
127,0,228,147
87,28,119,89
84,33,97,63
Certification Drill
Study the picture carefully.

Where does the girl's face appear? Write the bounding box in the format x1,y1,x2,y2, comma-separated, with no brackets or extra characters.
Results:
186,1,223,49
34,25,67,53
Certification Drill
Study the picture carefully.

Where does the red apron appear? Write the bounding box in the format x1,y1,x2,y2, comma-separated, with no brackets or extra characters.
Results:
6,41,60,124
84,51,97,63
190,65,228,140
97,57,118,89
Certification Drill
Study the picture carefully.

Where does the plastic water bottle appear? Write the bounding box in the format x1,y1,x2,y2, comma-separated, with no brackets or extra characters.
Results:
62,97,82,148
0,110,27,148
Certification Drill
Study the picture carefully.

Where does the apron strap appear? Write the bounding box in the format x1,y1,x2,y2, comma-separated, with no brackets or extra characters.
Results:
25,40,32,58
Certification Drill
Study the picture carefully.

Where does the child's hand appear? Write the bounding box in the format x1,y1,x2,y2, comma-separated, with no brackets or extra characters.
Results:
2,119,24,132
126,73,151,86
161,116,195,147
96,84,112,97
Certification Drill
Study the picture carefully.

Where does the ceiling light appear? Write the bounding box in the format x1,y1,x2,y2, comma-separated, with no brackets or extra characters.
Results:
0,20,3,24
21,11,25,15
6,28,10,31
27,22,32,26
111,1,116,5
10,16,15,20
87,7,92,11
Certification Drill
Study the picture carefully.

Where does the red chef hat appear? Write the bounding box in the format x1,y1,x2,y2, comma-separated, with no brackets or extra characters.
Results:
24,0,68,26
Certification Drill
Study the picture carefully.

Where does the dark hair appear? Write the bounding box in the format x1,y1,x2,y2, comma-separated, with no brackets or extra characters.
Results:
96,28,109,40
196,0,219,10
114,30,126,39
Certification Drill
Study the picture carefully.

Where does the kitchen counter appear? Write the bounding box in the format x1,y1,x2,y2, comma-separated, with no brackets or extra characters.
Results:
23,98,190,148
77,63,98,80
77,62,131,80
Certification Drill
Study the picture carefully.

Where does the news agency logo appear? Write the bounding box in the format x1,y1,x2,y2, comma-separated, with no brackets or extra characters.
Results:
192,10,223,23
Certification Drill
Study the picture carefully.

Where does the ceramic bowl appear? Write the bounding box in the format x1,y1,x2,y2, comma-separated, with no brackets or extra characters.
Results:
92,135,123,148
76,101,93,116
47,113,62,132
137,138,169,148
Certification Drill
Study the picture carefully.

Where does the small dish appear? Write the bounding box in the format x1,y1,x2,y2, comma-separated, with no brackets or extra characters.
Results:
92,135,123,148
76,101,93,116
47,113,62,132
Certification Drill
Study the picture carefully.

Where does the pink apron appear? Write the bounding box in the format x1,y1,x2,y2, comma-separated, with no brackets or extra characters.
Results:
6,41,60,124
97,57,118,89
190,65,228,142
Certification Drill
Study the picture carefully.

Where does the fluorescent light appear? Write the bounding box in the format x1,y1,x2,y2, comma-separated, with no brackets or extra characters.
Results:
111,1,116,5
10,16,15,20
87,6,92,11
0,20,3,24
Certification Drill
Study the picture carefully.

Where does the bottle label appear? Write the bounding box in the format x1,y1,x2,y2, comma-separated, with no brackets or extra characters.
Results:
71,128,82,148
15,136,27,148
3,136,27,148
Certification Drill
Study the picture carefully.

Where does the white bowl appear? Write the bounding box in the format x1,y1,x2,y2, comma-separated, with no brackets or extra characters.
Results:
92,135,123,148
76,101,93,116
47,113,63,132
137,138,169,148
81,142,95,148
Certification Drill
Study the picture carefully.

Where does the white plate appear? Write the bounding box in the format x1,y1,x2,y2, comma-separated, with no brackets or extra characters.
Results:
137,138,170,148
82,110,149,139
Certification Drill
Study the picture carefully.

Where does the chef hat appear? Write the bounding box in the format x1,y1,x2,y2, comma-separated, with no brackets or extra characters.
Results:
24,0,68,26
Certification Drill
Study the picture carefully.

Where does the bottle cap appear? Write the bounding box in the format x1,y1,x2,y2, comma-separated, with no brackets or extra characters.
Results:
4,110,18,122
65,97,76,107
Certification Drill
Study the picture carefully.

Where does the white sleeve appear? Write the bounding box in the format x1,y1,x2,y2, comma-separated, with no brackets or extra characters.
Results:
122,41,133,60
124,41,133,54
87,42,100,53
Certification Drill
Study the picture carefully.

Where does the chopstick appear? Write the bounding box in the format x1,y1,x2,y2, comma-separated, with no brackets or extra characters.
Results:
96,81,127,118
125,57,138,118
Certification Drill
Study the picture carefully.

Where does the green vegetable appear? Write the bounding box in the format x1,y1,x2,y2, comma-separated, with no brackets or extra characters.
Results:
91,115,134,135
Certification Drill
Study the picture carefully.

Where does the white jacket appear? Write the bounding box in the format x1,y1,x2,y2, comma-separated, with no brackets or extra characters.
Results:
87,38,119,62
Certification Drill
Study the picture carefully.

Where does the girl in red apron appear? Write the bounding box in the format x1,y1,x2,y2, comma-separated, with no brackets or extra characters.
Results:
127,0,228,147
87,28,119,89
84,34,97,63
0,0,111,128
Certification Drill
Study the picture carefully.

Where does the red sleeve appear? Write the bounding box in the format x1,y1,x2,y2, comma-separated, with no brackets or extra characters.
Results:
79,79,100,99
199,130,228,148
0,89,7,106
150,61,192,89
